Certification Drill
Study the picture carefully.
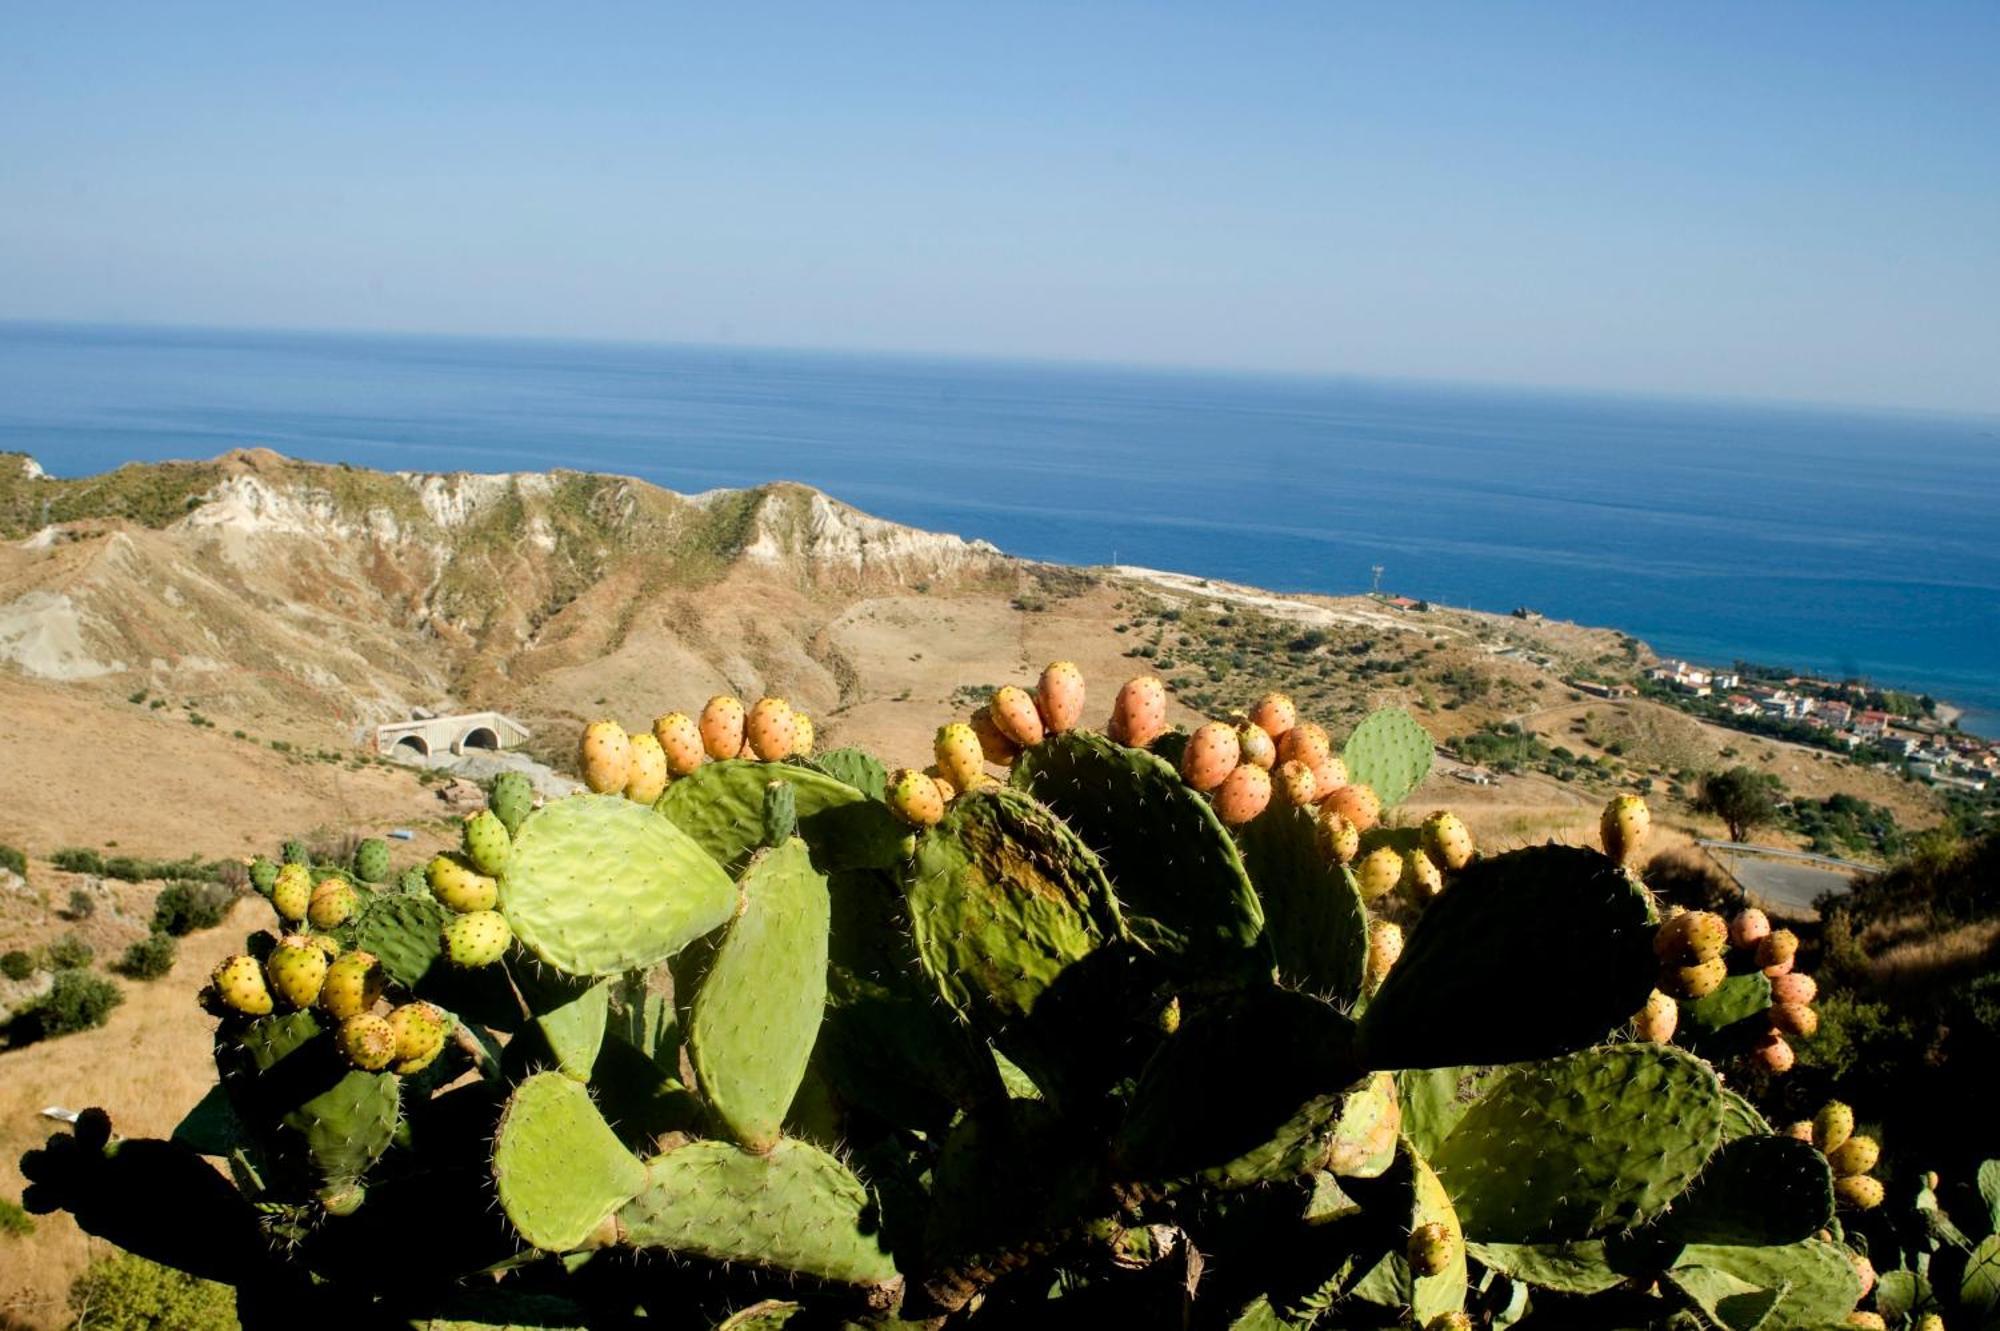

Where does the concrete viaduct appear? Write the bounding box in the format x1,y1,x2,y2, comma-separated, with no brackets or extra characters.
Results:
373,711,531,761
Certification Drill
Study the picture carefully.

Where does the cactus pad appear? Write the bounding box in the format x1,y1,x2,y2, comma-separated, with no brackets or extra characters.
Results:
1682,972,1774,1034
689,839,830,1152
493,1073,648,1252
1358,845,1655,1068
1670,1239,1862,1330
804,747,887,799
1465,1240,1623,1295
1718,1089,1773,1144
534,979,611,1083
1432,1044,1725,1243
353,892,450,988
1233,805,1367,1001
1655,1135,1833,1248
1011,731,1264,967
1341,708,1433,808
499,794,736,977
617,1138,899,1287
657,759,907,873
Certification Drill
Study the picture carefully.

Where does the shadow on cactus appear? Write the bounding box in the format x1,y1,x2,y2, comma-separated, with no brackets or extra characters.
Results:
19,675,1877,1329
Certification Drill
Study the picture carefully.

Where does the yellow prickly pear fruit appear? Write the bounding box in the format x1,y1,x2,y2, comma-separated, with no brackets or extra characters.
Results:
1321,782,1382,832
1420,811,1475,871
318,949,385,1021
578,720,633,794
1814,1101,1855,1154
698,696,747,761
1272,759,1317,808
1248,693,1296,745
1036,661,1085,734
1912,1314,1944,1331
969,709,1021,765
1236,721,1277,770
1180,722,1242,792
336,1013,398,1072
387,1001,449,1075
264,934,329,1009
310,934,342,958
1665,955,1727,1000
1827,1135,1879,1177
1835,1174,1884,1210
934,722,985,793
427,853,497,914
1783,1120,1815,1144
791,711,815,757
1355,845,1403,902
745,697,798,762
612,731,664,803
1634,989,1678,1043
652,712,706,776
1655,911,1728,965
1366,919,1403,990
1403,849,1445,906
1758,928,1799,977
1426,1316,1474,1331
926,769,959,804
887,768,945,828
988,685,1045,748
441,909,512,967
210,954,274,1016
1846,1314,1887,1330
307,878,357,930
1212,762,1272,827
1107,675,1168,749
1405,1221,1455,1278
271,862,312,924
1318,808,1361,864
1601,793,1650,864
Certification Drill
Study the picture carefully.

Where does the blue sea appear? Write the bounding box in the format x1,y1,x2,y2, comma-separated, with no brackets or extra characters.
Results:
3,321,1997,736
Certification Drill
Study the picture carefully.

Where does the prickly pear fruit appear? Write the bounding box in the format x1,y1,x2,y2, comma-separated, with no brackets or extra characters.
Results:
1321,782,1382,832
1835,1174,1883,1210
211,954,274,1016
1236,721,1277,770
307,879,358,930
1273,758,1318,807
1850,1252,1876,1300
1771,1002,1818,1038
579,720,633,794
1913,1314,1943,1331
1420,811,1474,871
1426,1316,1473,1331
1108,675,1168,749
1318,808,1361,864
1355,845,1403,902
1180,721,1242,792
1277,722,1332,773
1665,956,1727,1000
699,696,747,762
934,722,986,793
265,935,329,1009
1634,989,1678,1043
1758,928,1799,976
1783,1120,1815,1144
1366,919,1403,990
1814,1101,1855,1154
397,866,427,895
1406,1221,1455,1278
1600,793,1650,863
387,1001,448,1075
623,731,669,803
249,856,280,896
282,839,310,866
271,863,312,924
746,696,799,762
319,949,385,1021
988,685,1044,748
336,1013,397,1072
1771,972,1817,1005
1753,1031,1795,1072
352,838,391,884
488,769,535,836
969,709,1020,765
1730,907,1771,949
1036,660,1085,734
1655,910,1728,964
888,768,945,828
1847,1315,1887,1330
791,710,815,757
928,770,960,803
1311,754,1349,794
461,809,511,878
1403,849,1445,906
1249,692,1296,744
652,712,706,777
442,909,512,967
1212,762,1272,826
428,852,498,914
1827,1135,1879,1177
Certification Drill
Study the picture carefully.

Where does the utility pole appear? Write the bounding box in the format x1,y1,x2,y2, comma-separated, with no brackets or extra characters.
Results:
1371,564,1384,596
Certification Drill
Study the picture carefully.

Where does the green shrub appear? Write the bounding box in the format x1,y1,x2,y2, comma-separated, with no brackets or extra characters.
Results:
52,847,106,875
0,1195,32,1238
151,881,236,937
67,887,98,920
67,1251,239,1331
46,935,95,969
0,949,33,981
114,932,176,981
6,969,123,1045
0,843,25,877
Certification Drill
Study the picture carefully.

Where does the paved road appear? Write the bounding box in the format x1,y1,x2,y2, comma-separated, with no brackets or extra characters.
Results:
1701,843,1871,918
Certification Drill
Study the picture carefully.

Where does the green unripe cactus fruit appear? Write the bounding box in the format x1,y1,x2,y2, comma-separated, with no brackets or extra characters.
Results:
271,863,312,923
318,949,385,1021
336,1013,397,1071
761,780,798,848
282,839,310,866
488,770,535,837
351,838,391,884
396,866,426,895
1814,1101,1855,1155
1407,1221,1455,1278
461,810,511,877
248,857,280,896
386,1001,448,1075
211,954,273,1015
427,852,497,913
442,909,512,967
264,934,329,1008
1826,1135,1878,1178
307,878,357,930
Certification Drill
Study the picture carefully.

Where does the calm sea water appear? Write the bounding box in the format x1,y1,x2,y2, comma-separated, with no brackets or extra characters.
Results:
4,322,1996,735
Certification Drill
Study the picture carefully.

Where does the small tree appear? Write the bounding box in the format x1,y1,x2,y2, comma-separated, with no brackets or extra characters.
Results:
46,934,95,970
115,932,177,981
68,1251,239,1331
1696,765,1781,842
1,950,34,981
5,969,122,1045
67,887,98,920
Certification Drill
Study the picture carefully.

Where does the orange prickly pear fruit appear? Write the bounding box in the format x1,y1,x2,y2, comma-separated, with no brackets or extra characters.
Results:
1321,782,1382,832
624,732,669,803
1212,762,1272,826
579,720,633,794
699,696,747,761
1633,989,1678,1042
745,697,798,762
1036,661,1085,734
888,767,945,828
1730,907,1771,949
1107,675,1168,749
1249,693,1296,744
988,685,1045,748
1180,722,1242,792
1277,722,1332,772
652,712,705,776
969,709,1021,765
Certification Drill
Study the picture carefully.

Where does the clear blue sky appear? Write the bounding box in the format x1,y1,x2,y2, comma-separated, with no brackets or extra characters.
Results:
4,3,1998,413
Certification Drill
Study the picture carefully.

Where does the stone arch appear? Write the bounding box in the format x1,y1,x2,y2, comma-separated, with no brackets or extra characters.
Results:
457,726,500,754
394,734,430,759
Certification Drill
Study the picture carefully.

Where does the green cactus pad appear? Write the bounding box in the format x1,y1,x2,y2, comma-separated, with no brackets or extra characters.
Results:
1682,972,1774,1034
534,979,611,1083
617,1138,898,1287
499,794,736,977
493,1073,649,1252
1432,1044,1725,1243
286,1068,401,1188
1397,1065,1508,1160
354,892,450,987
217,1010,400,1188
1655,1136,1833,1248
804,747,887,799
717,1302,804,1330
1664,1265,1785,1331
1357,845,1655,1068
1233,806,1367,1002
1671,1239,1862,1330
907,787,1116,1034
689,839,830,1152
1409,1149,1470,1324
1718,1089,1773,1144
1114,990,1374,1190
170,1085,247,1158
1341,707,1433,808
1010,731,1264,966
657,760,907,874
1466,1240,1623,1295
